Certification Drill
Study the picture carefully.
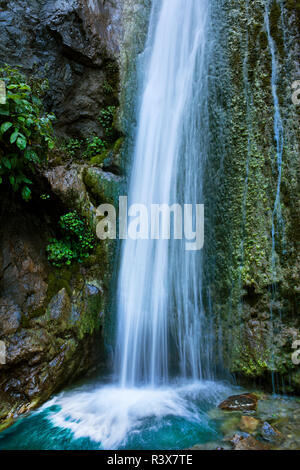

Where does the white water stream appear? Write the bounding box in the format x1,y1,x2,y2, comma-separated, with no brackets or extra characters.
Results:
116,0,212,388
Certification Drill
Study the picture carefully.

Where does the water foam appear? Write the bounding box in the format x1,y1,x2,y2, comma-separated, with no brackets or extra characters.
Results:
41,381,233,449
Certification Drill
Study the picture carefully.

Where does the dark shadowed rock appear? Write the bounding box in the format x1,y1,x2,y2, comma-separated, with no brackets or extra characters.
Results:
0,0,123,138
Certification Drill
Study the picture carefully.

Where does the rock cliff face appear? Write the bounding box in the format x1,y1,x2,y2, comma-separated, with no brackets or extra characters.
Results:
203,0,300,392
0,0,126,426
0,162,120,426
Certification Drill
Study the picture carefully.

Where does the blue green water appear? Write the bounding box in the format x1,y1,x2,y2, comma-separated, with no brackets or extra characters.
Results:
0,380,237,450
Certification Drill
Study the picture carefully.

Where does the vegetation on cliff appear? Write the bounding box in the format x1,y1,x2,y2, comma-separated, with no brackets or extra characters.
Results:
0,66,55,201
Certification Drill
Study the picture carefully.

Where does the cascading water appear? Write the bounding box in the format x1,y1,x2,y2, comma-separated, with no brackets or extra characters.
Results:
264,1,285,391
116,0,212,388
265,2,284,300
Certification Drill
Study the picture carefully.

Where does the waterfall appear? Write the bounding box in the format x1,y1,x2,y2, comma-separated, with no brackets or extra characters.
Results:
264,2,285,391
115,0,212,387
265,2,284,292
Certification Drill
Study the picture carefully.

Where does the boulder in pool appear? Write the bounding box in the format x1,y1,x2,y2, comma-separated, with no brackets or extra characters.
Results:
219,393,258,412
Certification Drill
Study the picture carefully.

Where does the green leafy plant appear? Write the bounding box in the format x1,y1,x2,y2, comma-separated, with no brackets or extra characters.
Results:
0,65,55,200
98,106,116,140
47,212,96,267
64,138,83,157
82,136,107,158
101,81,114,96
46,239,75,267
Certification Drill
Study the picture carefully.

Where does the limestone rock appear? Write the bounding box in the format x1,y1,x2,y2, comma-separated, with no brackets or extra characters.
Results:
239,416,260,433
83,166,123,205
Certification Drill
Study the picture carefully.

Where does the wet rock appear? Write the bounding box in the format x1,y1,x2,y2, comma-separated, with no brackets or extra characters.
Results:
45,165,88,208
219,393,258,412
83,166,123,205
220,414,241,436
189,441,232,451
0,185,110,426
239,416,260,433
261,422,283,443
0,301,21,335
225,431,250,444
36,288,72,335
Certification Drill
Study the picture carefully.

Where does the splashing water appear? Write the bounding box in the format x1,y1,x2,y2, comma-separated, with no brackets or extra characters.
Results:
0,380,236,450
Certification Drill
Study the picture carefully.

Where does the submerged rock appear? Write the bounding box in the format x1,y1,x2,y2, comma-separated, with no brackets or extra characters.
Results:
261,422,283,443
232,435,271,451
189,442,232,451
219,393,258,412
239,416,260,433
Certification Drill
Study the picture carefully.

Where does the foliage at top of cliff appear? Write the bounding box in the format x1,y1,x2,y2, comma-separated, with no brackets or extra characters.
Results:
0,65,55,200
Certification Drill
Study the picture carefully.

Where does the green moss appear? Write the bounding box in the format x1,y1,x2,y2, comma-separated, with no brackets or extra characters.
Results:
104,60,120,96
208,0,299,389
89,149,110,166
269,0,285,57
284,0,300,34
77,293,102,340
259,31,268,49
113,136,124,154
29,266,79,321
46,269,75,299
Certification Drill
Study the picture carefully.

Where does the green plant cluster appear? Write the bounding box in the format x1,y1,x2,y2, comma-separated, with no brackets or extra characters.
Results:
64,135,108,160
98,106,116,140
64,138,82,157
47,212,96,267
82,136,107,158
101,81,114,96
0,65,55,200
64,105,117,161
